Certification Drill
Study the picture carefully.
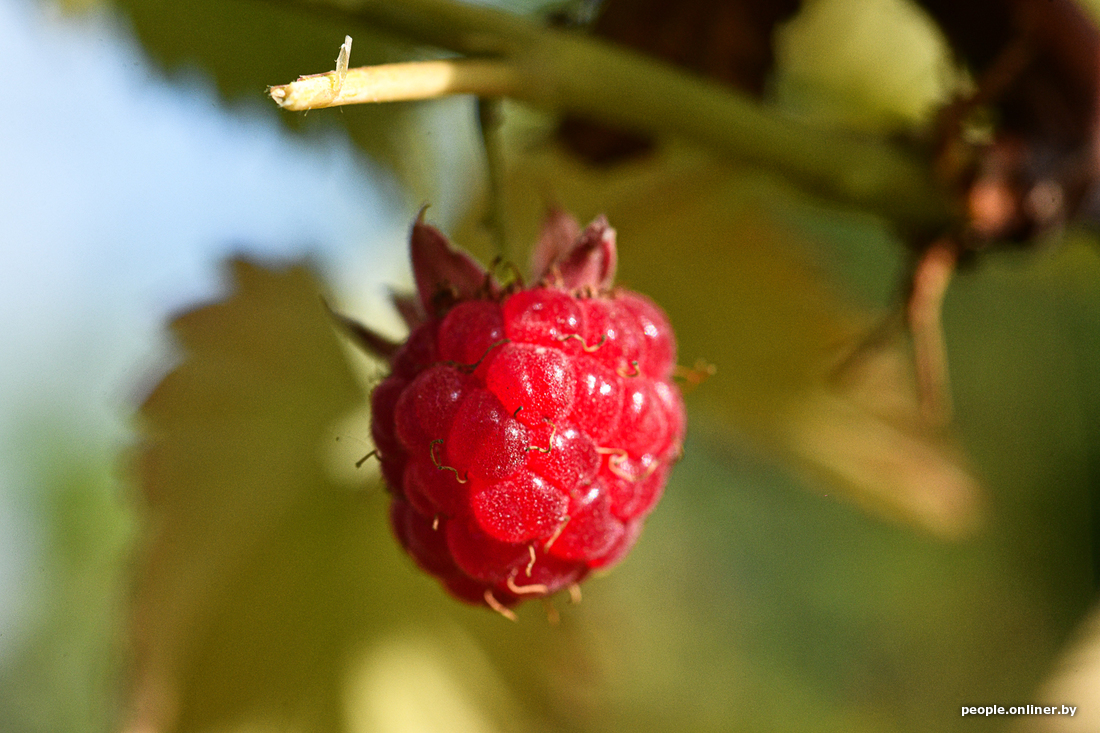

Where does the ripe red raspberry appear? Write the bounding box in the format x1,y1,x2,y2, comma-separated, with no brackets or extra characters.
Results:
348,211,685,615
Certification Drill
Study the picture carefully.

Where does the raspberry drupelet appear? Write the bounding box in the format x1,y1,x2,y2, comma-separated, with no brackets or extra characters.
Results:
344,211,685,615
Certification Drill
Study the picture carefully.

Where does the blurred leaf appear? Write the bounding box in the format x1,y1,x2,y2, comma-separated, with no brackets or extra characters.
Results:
557,0,801,164
128,259,375,733
774,0,956,131
456,128,980,537
915,0,1100,241
573,428,1074,733
556,0,955,166
0,443,133,733
1024,601,1100,732
108,0,437,199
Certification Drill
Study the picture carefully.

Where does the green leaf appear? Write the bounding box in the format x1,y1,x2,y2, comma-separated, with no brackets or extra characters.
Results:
455,135,980,537
0,442,133,733
129,259,376,732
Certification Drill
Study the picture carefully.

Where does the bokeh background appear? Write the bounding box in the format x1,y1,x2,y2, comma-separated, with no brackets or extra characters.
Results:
2,0,1100,731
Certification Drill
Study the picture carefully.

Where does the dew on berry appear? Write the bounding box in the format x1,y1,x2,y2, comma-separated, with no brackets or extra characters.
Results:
569,356,624,444
526,421,601,493
470,470,569,543
546,490,624,562
447,389,529,481
393,363,470,448
615,379,671,457
617,293,676,379
403,452,471,518
484,342,576,425
438,300,505,367
580,297,641,368
503,288,585,348
445,518,531,583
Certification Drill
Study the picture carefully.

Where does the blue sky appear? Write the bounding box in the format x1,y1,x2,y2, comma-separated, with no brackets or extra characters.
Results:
0,0,426,653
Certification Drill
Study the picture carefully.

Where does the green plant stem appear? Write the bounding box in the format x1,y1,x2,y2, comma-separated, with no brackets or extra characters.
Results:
286,0,954,230
477,97,511,262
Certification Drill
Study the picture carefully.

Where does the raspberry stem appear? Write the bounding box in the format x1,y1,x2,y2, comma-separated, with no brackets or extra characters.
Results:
488,258,525,289
478,97,511,262
268,0,949,228
270,57,518,110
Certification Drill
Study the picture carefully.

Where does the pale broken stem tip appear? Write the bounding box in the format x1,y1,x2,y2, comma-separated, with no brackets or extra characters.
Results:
336,35,352,79
269,58,518,112
333,36,352,96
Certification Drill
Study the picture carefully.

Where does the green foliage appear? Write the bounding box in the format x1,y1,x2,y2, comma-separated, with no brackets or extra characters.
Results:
130,260,369,731
774,0,957,130
0,439,133,733
14,0,1100,731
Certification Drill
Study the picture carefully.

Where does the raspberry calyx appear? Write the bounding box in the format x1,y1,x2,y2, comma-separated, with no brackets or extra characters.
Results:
348,210,685,613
